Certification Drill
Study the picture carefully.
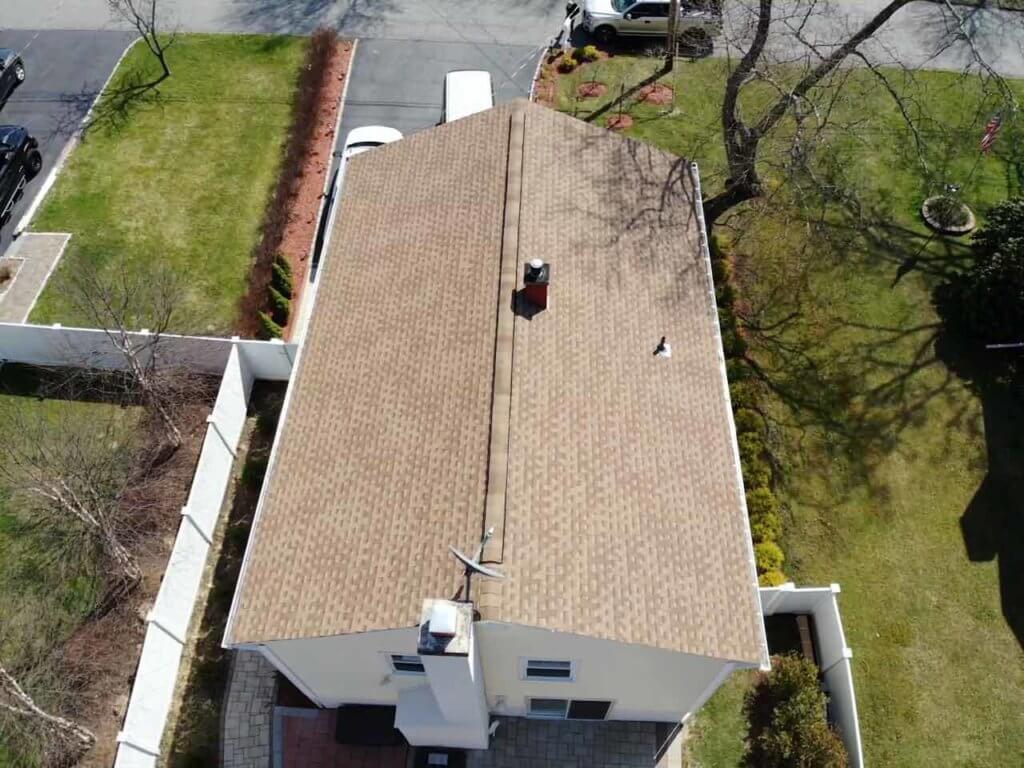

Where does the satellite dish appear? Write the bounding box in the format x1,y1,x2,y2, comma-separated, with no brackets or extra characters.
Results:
449,546,506,580
450,527,505,602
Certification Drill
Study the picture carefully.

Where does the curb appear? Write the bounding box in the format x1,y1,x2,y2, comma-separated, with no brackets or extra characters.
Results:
13,36,140,239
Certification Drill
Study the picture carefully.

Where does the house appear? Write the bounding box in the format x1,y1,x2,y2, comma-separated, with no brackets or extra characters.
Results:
223,99,769,753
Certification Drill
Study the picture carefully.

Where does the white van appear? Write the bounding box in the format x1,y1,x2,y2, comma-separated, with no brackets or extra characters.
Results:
442,70,494,123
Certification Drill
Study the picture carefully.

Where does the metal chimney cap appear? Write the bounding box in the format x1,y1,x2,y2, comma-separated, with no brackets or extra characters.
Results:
529,258,544,270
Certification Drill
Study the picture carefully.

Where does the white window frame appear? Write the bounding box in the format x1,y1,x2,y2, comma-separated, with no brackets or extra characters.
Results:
527,697,570,719
387,653,426,676
520,658,576,682
526,697,616,721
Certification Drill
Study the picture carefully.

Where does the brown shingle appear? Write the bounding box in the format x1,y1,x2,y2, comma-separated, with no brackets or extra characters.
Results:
227,101,767,665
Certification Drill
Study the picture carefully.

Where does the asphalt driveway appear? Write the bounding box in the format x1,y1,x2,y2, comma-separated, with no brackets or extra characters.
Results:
0,29,135,257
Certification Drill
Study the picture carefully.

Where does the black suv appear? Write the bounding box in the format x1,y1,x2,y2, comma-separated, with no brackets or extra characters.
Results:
0,48,26,104
0,126,41,226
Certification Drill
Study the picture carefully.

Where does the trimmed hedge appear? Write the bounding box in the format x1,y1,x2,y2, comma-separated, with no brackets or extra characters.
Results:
273,261,294,298
238,28,338,336
268,285,291,325
755,541,785,573
750,512,782,543
258,311,283,339
713,231,790,580
759,569,788,587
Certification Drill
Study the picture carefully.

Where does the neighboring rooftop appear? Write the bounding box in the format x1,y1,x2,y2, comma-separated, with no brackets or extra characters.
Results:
226,100,767,665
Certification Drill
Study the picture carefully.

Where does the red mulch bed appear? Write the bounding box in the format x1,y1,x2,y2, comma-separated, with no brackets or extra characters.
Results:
606,114,634,131
278,41,352,340
576,81,607,98
638,82,673,105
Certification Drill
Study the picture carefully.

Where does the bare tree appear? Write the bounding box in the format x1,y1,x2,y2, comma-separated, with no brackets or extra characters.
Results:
0,400,144,589
108,0,175,83
702,0,1015,227
62,259,186,452
0,663,95,762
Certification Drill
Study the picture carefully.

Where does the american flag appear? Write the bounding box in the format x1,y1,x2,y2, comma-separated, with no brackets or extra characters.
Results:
980,114,1002,153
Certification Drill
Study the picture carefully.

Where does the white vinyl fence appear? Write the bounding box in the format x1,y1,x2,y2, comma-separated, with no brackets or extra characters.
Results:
0,322,295,380
112,345,256,767
0,322,296,767
760,584,865,768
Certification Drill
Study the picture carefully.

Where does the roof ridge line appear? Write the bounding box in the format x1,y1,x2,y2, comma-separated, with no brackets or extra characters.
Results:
479,103,527,576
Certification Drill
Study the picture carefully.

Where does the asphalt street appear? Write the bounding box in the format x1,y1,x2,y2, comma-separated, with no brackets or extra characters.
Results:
0,29,135,256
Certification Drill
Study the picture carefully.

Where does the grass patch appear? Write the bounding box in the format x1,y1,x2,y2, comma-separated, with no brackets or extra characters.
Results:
30,35,308,334
554,57,1024,765
0,374,143,763
685,670,753,767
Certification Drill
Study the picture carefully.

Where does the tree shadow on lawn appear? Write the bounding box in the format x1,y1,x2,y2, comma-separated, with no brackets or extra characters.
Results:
935,334,1024,650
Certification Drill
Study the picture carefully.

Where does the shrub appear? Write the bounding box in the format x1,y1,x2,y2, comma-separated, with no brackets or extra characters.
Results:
258,311,283,339
750,511,782,543
268,285,291,325
274,251,293,278
710,231,734,260
738,431,765,466
726,358,752,383
744,459,772,491
574,44,600,62
754,540,784,573
273,262,294,298
743,654,848,768
241,455,269,488
716,280,736,307
558,55,579,73
722,328,748,359
759,569,788,587
746,486,779,518
730,381,760,410
711,256,733,286
928,194,970,229
734,408,763,435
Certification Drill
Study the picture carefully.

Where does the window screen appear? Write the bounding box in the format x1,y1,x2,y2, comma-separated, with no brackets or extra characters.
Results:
524,660,573,680
390,654,425,674
568,700,612,720
528,698,569,719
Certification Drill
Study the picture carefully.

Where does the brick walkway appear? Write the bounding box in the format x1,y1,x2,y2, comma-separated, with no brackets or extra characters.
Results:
223,649,276,767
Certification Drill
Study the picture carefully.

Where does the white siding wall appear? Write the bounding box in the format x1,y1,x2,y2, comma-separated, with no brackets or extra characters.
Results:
262,623,740,724
265,628,429,707
476,623,734,723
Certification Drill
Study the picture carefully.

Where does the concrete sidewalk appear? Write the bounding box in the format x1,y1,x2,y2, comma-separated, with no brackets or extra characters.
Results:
0,233,69,323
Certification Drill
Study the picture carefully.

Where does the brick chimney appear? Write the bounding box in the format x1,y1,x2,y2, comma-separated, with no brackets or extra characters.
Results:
523,258,549,309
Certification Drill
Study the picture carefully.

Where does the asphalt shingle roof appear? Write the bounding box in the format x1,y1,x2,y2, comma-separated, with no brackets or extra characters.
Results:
227,100,768,666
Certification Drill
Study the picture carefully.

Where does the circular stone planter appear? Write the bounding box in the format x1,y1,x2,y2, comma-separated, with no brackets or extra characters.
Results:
606,114,633,131
921,196,976,235
576,81,607,99
638,83,673,105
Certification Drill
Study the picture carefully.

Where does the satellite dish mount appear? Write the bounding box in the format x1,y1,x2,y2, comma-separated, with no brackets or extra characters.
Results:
450,527,505,603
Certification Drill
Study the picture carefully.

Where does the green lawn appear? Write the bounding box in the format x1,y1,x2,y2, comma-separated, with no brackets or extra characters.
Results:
0,370,143,764
555,57,1024,766
30,35,307,334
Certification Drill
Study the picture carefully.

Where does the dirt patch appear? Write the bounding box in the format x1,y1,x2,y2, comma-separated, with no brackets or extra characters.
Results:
236,31,354,340
606,114,634,131
576,81,608,99
639,82,673,105
0,259,20,295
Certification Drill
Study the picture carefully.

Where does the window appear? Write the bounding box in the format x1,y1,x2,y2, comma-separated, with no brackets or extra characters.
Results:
389,654,425,675
523,659,574,681
628,3,668,17
528,698,613,720
528,698,569,719
568,700,612,720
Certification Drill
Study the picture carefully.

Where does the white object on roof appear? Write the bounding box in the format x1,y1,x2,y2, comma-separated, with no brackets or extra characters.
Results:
429,601,459,637
443,70,494,123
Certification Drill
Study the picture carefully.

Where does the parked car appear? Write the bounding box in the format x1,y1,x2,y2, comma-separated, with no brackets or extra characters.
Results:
0,48,26,104
0,125,41,226
314,126,403,274
581,0,722,45
442,70,494,123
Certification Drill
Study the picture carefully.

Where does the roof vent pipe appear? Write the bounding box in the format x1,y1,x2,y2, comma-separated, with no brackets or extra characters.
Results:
523,259,550,310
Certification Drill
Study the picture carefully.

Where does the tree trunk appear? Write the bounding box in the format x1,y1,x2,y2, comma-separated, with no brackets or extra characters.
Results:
702,179,759,227
665,0,679,71
0,666,95,753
